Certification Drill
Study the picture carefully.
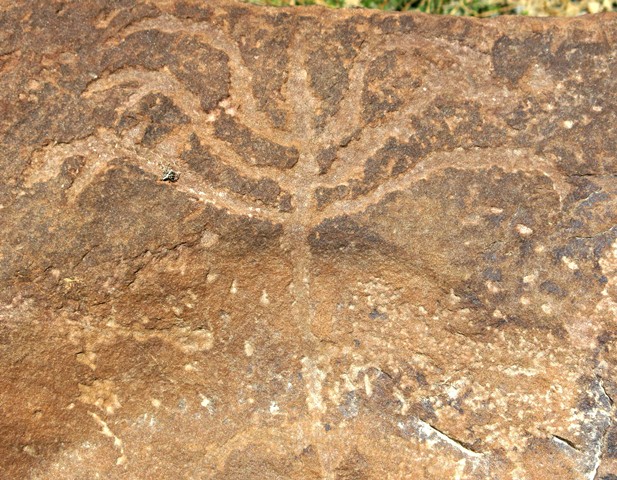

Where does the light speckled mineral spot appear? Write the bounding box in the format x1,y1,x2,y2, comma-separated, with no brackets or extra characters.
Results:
1,1,617,479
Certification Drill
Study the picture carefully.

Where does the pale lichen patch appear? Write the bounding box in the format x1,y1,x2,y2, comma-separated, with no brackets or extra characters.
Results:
22,445,37,456
200,395,215,415
393,388,409,415
76,351,97,370
200,231,219,248
364,373,373,397
301,357,327,413
260,290,270,305
516,224,533,236
502,366,539,377
561,256,579,270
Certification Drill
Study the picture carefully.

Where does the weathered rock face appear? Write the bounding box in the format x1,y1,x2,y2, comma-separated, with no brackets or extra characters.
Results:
1,1,617,478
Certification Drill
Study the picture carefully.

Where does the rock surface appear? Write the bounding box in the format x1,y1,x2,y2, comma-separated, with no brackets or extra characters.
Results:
1,1,617,478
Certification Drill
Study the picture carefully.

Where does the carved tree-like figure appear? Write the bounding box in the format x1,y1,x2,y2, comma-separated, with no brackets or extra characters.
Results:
5,2,617,478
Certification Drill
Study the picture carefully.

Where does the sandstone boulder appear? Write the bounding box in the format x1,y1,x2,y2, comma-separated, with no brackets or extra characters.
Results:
1,1,617,478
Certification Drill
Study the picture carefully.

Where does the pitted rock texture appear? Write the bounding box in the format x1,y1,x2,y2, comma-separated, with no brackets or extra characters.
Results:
1,1,617,478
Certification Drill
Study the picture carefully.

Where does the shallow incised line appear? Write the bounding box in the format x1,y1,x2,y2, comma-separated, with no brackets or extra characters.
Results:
314,146,571,225
83,67,295,185
118,15,302,147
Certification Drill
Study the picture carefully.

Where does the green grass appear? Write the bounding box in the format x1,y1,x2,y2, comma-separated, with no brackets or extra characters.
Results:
245,0,617,16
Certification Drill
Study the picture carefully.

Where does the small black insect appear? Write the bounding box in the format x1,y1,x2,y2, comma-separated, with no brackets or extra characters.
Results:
161,167,179,182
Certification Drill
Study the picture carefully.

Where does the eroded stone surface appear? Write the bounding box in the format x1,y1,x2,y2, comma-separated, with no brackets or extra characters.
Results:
1,1,617,478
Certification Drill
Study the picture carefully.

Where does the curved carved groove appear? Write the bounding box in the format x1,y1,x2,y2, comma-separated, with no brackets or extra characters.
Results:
119,16,302,145
313,146,571,225
84,67,295,183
